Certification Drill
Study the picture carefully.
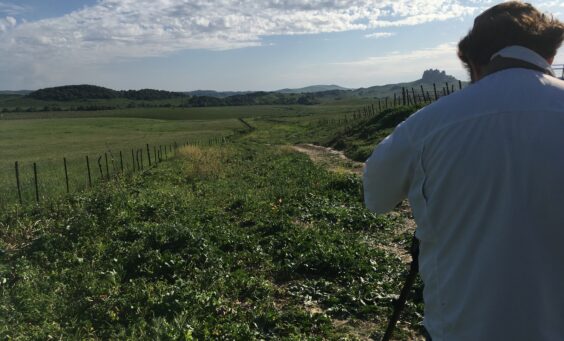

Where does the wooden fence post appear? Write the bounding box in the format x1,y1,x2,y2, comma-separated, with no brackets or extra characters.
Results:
105,153,110,180
459,80,463,90
147,144,151,166
33,162,39,203
120,151,124,173
64,157,69,194
420,85,426,103
433,83,438,100
98,156,103,179
131,149,135,172
86,156,92,187
402,87,406,106
15,161,22,205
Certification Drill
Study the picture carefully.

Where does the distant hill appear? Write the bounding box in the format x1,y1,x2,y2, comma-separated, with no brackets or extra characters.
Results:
13,70,465,111
28,85,186,101
309,69,466,102
22,84,319,107
276,85,350,94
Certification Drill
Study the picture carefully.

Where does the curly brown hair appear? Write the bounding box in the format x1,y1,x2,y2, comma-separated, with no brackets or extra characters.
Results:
458,1,564,70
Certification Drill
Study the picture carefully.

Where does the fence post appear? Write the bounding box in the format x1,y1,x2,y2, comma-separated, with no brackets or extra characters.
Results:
459,80,463,90
33,162,39,203
445,82,450,95
420,85,426,103
86,156,92,187
147,144,151,166
433,83,438,100
140,149,144,171
135,150,139,171
105,153,110,180
131,149,135,172
64,157,69,194
402,87,406,106
98,156,103,180
15,161,22,205
120,151,124,173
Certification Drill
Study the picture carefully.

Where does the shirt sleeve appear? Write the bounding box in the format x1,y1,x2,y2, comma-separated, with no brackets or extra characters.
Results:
363,122,415,214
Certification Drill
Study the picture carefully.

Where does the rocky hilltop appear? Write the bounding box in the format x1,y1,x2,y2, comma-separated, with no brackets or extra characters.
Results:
421,69,458,83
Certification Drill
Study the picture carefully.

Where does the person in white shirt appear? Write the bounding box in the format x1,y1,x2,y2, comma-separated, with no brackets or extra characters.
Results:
363,2,564,340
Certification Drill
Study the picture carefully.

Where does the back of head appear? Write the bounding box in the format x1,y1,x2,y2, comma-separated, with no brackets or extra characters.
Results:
458,1,564,71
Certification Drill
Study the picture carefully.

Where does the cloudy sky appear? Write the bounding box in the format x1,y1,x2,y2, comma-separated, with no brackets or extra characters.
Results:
0,0,562,91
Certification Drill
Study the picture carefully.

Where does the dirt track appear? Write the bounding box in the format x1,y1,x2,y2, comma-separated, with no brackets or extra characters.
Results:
290,143,416,264
290,143,365,176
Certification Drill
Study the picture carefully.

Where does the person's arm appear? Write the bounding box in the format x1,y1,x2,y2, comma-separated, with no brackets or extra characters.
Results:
363,122,415,214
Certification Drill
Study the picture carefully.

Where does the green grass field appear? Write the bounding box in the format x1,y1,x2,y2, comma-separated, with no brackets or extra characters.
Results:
0,116,244,207
0,103,425,339
1,142,423,340
0,103,377,207
0,104,362,121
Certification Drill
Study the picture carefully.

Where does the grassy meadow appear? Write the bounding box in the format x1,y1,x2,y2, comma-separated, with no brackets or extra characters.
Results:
0,116,240,207
0,103,373,207
0,102,425,339
1,142,423,340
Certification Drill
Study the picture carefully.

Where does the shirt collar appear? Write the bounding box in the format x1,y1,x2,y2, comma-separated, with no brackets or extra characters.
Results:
490,45,555,76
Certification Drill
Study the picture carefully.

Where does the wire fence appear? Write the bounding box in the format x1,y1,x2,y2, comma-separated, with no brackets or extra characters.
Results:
0,135,231,209
317,81,465,128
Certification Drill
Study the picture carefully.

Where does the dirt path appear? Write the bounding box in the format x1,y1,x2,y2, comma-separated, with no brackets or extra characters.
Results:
290,143,365,175
289,143,415,264
289,143,421,339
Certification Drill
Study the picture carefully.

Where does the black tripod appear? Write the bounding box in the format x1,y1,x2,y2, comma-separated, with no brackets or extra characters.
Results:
381,235,421,341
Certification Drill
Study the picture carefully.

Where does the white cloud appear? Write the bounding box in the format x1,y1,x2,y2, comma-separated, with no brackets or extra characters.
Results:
365,32,396,39
17,0,564,89
0,2,27,16
0,15,15,32
0,1,479,66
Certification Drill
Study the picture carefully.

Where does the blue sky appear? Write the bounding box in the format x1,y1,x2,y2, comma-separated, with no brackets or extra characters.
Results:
0,0,562,91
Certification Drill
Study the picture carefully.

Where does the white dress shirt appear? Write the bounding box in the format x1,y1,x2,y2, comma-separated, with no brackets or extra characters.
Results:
363,46,564,340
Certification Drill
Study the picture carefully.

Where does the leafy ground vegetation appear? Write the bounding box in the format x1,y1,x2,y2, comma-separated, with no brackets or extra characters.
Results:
1,105,424,339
